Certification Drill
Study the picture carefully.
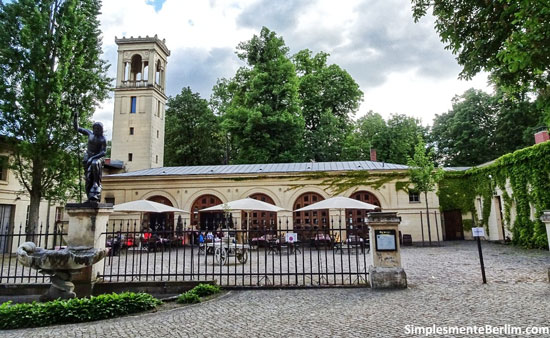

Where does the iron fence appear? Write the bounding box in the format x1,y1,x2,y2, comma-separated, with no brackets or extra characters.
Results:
0,223,67,284
100,218,370,287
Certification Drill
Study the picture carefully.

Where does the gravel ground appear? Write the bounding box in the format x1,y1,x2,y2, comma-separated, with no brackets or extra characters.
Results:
2,241,550,337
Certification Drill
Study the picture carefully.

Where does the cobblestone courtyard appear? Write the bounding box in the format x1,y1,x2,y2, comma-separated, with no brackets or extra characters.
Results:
3,241,550,337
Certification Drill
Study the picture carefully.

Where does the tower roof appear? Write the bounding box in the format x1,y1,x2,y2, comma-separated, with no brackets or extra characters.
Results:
115,35,170,56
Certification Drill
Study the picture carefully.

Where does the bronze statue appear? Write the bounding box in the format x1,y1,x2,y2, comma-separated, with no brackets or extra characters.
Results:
73,113,106,202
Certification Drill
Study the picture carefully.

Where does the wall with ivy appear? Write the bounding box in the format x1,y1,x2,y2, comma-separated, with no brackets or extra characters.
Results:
438,141,550,249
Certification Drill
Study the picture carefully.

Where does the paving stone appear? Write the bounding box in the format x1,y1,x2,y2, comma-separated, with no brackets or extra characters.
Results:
2,241,550,337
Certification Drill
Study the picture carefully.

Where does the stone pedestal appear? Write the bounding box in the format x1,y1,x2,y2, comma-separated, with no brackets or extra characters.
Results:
66,202,113,296
367,212,407,289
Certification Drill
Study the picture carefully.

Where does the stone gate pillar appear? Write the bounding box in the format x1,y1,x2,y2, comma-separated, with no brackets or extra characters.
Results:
367,212,407,289
66,202,113,296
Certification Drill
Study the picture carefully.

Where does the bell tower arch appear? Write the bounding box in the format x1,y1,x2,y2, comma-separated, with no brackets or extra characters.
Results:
110,35,170,172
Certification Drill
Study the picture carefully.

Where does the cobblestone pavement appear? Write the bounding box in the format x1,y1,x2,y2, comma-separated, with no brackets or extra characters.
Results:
3,241,550,337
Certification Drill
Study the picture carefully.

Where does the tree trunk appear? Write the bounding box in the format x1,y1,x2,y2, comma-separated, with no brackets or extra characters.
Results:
27,163,43,241
425,192,432,246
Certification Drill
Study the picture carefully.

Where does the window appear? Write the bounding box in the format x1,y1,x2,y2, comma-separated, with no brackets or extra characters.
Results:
55,207,64,222
409,191,420,203
130,96,137,113
105,197,115,205
129,127,134,135
128,153,133,162
0,156,7,181
155,155,158,164
156,130,159,138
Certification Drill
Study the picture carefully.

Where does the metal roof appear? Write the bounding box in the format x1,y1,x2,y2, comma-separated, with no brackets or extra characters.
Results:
107,160,409,178
443,166,471,172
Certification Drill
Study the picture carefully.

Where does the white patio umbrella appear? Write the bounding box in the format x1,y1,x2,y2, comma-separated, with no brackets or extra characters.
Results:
295,196,378,241
200,198,288,235
113,200,189,230
294,196,378,212
114,200,189,213
200,197,287,213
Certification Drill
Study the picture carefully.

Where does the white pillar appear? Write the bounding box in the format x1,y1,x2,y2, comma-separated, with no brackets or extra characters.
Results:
541,211,550,250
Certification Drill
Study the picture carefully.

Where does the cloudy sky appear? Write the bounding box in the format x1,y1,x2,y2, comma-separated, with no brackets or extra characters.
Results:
95,0,491,139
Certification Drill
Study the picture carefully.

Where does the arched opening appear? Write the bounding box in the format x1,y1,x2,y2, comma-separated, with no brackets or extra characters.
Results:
144,195,174,233
130,54,143,81
293,192,328,239
155,60,162,85
245,193,277,239
191,194,224,231
346,191,381,238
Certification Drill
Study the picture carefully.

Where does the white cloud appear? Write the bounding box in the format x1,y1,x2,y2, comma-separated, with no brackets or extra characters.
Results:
94,0,491,139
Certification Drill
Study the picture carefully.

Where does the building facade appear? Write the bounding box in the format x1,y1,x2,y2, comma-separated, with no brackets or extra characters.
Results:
103,162,442,242
0,139,66,253
110,36,170,172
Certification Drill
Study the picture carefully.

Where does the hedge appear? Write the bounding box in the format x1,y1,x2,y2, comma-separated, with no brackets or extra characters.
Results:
0,292,161,330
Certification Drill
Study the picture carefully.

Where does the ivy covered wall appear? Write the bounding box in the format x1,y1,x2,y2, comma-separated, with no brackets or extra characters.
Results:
438,141,550,249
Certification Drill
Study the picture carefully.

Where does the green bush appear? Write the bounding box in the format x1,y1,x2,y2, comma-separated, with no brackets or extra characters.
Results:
0,292,161,330
176,283,221,304
190,283,221,297
177,292,201,304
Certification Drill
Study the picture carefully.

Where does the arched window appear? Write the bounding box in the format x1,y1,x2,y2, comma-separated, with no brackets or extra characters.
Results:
293,192,328,238
145,195,174,233
191,194,223,230
346,191,381,237
245,193,277,237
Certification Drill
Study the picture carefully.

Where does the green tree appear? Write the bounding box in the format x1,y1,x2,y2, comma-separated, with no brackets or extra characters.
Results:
384,114,427,164
342,112,426,164
342,111,386,160
293,49,363,161
431,89,497,166
493,90,540,155
221,27,305,164
0,0,110,232
407,138,444,246
411,0,550,122
164,87,224,166
430,88,539,166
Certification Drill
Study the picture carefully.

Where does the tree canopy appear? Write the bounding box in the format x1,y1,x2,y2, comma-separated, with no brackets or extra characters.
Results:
164,87,224,166
430,88,539,166
0,0,110,230
293,49,363,161
219,27,305,164
343,112,427,164
411,0,550,123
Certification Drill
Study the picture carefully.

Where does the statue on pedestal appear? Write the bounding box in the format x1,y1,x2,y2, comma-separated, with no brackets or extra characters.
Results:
73,113,106,202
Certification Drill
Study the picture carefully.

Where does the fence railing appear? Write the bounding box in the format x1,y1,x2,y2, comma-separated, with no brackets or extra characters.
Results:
0,223,67,284
101,218,370,287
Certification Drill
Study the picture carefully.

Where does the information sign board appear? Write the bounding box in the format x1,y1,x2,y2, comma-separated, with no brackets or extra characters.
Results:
375,229,397,251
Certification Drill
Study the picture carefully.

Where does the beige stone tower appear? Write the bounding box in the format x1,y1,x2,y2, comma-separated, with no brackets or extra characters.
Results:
110,36,170,172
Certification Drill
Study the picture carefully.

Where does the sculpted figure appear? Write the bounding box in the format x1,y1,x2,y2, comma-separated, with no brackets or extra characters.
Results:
73,113,106,202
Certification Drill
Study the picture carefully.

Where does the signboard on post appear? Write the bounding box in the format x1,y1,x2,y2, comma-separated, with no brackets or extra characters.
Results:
472,227,487,284
472,227,485,237
285,232,297,243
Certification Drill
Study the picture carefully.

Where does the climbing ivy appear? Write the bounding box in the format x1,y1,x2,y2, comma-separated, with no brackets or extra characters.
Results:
438,141,550,249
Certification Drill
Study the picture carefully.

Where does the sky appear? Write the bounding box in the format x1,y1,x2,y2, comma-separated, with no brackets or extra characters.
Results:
95,0,491,139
